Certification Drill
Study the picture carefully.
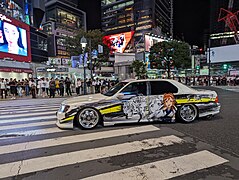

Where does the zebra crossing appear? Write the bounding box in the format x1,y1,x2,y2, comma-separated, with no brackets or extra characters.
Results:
0,99,232,179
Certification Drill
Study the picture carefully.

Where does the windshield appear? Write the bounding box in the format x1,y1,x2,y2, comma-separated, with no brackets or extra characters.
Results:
104,82,128,96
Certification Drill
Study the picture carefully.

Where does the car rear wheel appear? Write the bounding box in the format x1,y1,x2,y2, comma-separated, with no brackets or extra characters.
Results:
178,104,198,123
76,108,100,129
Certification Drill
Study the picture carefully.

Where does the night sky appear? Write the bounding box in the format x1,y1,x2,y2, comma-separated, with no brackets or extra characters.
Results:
173,0,210,47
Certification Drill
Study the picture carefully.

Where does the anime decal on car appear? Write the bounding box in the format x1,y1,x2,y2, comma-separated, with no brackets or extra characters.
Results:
123,93,177,123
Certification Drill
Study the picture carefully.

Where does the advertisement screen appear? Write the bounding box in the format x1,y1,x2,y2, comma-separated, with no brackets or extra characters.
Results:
103,31,134,54
0,14,31,62
145,35,165,52
207,44,239,63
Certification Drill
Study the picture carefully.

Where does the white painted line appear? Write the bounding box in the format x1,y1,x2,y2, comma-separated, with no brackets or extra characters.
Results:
0,127,64,139
84,150,228,180
0,115,56,124
0,121,55,130
0,125,159,155
0,135,184,179
0,111,57,119
0,105,60,112
0,107,59,114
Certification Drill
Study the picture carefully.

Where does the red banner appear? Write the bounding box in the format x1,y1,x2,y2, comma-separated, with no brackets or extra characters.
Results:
0,67,32,73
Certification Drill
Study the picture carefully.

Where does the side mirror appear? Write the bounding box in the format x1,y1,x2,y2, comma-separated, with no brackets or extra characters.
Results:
116,93,124,100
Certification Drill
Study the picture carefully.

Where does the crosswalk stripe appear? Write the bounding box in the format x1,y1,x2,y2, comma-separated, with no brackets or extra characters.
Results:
0,125,159,155
0,127,64,138
0,111,57,119
0,106,59,113
84,150,228,180
0,135,184,179
0,115,56,124
0,121,55,131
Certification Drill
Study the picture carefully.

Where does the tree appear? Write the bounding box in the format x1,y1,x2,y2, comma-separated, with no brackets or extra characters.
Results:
65,29,110,71
131,60,147,79
149,41,191,73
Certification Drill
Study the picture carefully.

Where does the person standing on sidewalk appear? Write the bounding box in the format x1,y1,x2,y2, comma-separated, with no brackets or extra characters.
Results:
49,78,56,98
59,77,65,97
30,79,36,98
76,78,82,95
65,77,72,96
0,78,7,99
45,78,50,97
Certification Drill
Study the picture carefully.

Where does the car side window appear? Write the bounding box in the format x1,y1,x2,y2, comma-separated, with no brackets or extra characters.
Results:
121,82,147,96
150,81,178,95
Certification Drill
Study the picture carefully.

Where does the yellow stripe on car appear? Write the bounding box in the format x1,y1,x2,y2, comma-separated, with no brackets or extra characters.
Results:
176,98,215,104
61,116,75,122
100,105,122,115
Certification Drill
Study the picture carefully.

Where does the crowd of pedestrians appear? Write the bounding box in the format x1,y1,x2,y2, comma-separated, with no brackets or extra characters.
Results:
1,75,239,100
0,77,118,100
175,75,239,86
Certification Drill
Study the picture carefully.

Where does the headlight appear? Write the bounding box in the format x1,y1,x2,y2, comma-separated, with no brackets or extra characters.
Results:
59,105,70,112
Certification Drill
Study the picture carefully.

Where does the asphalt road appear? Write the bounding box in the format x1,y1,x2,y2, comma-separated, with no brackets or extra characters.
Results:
0,87,238,180
163,86,239,155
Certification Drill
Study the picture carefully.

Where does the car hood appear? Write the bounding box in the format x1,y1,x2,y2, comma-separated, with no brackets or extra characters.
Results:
62,93,108,106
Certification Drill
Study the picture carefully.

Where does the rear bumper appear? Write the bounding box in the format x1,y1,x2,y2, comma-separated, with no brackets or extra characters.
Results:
197,103,221,118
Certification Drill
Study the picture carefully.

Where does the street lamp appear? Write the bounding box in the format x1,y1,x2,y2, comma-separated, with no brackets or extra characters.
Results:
80,36,87,95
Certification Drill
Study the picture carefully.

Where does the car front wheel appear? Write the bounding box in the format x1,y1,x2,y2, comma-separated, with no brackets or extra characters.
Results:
76,108,100,129
178,104,198,123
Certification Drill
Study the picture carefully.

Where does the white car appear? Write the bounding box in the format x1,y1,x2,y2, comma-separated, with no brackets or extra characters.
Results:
56,79,220,129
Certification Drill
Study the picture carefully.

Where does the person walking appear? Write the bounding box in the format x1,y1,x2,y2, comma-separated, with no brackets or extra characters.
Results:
65,77,72,96
49,78,56,98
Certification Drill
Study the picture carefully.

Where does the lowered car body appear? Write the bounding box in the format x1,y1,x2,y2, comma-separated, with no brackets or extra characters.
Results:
56,79,220,129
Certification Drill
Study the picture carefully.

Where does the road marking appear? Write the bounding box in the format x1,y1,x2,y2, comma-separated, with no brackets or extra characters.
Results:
0,121,55,131
0,115,56,123
0,127,64,139
0,125,159,155
0,107,59,115
0,105,60,112
0,135,184,179
0,111,57,119
84,150,228,180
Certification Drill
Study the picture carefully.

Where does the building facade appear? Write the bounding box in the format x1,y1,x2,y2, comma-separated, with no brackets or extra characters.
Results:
43,0,86,59
101,0,173,53
210,0,239,47
0,0,48,79
101,0,173,79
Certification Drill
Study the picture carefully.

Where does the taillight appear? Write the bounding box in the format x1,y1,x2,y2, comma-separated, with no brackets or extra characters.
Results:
215,96,219,103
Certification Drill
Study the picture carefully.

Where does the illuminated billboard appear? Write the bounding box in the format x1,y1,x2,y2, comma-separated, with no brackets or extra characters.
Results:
0,13,31,62
103,31,134,54
145,34,165,52
207,44,239,63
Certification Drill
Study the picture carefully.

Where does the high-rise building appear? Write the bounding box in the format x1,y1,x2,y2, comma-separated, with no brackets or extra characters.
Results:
210,0,239,47
42,0,86,58
0,0,48,79
101,0,173,53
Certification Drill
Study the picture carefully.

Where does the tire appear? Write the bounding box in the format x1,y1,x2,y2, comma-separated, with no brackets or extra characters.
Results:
76,108,101,129
178,104,198,123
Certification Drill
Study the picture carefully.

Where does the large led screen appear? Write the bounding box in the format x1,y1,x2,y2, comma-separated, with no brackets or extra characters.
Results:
103,31,134,54
207,44,239,63
0,14,31,62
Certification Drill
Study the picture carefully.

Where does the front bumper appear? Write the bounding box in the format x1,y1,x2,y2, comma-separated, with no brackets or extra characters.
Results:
56,111,74,129
197,103,221,118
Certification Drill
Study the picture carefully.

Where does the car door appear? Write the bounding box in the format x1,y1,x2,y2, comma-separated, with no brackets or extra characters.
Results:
148,81,178,122
119,81,149,121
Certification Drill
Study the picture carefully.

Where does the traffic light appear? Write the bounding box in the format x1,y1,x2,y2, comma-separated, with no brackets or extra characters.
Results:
196,65,200,70
223,64,228,70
